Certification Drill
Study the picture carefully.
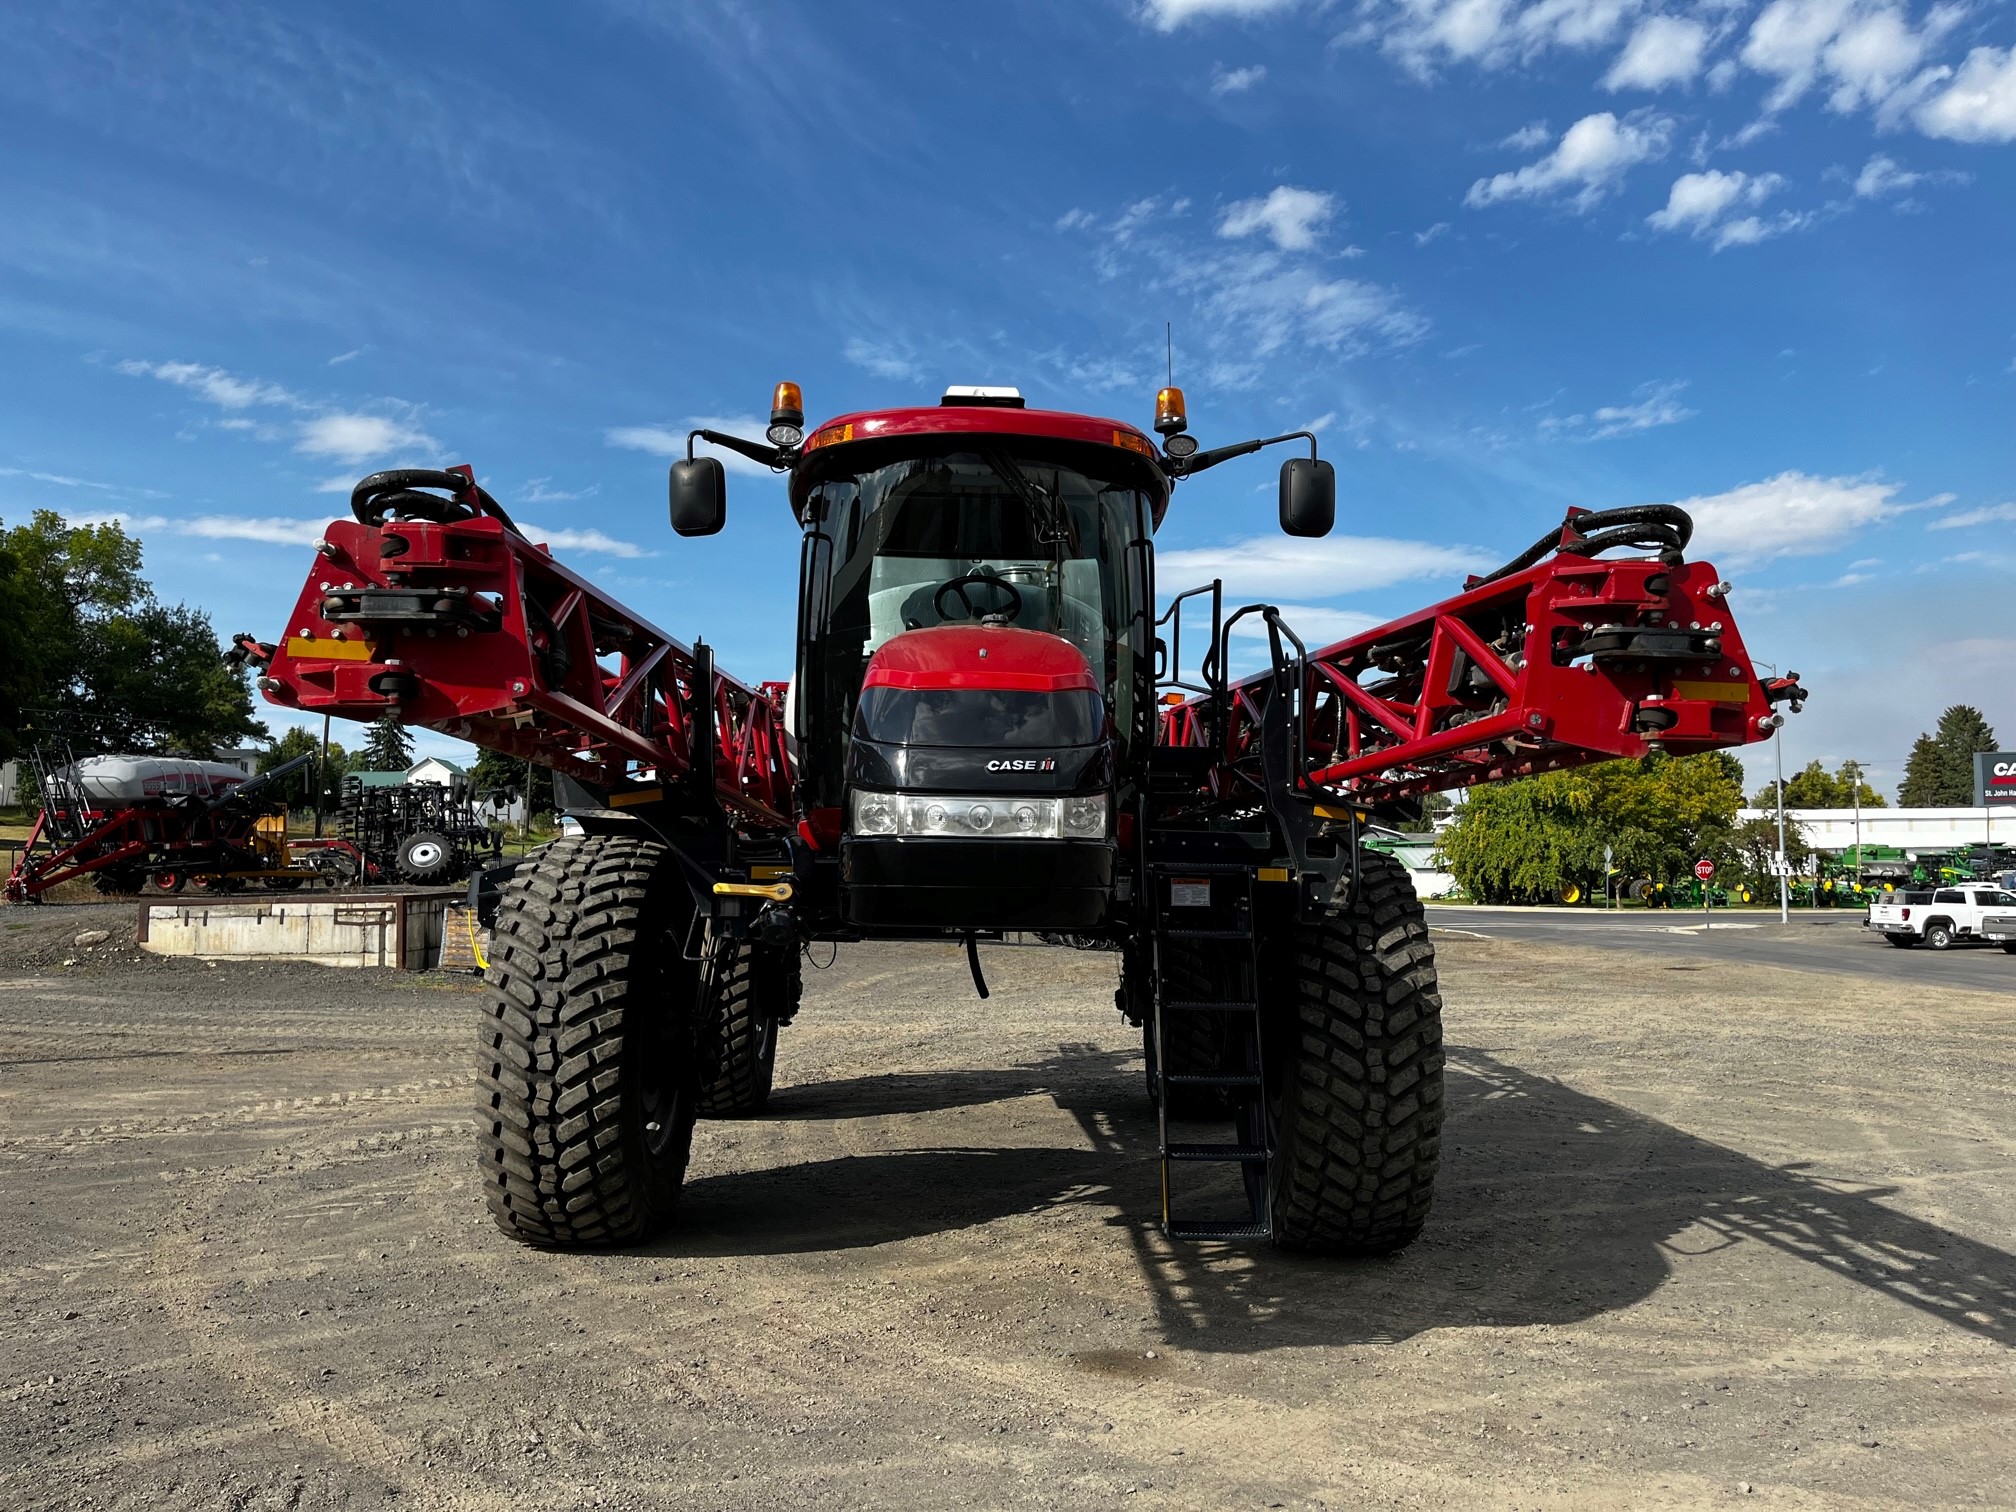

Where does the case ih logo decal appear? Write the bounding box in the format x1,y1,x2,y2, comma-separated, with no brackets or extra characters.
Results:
986,758,1056,772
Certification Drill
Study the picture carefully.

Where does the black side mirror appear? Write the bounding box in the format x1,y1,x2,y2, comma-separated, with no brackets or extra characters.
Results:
1279,457,1335,538
670,457,727,537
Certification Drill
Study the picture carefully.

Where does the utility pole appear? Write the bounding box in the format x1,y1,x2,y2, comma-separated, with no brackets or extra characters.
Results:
315,713,331,839
1757,658,1790,923
1846,757,1863,886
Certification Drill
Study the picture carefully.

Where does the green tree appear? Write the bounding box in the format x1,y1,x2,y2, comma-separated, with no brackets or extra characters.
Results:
471,748,553,818
1728,815,1813,897
0,511,263,757
1754,758,1888,809
1440,752,1744,903
257,726,350,810
360,710,414,771
1897,705,1997,806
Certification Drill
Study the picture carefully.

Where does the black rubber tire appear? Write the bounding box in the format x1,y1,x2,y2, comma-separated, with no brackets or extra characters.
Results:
1884,934,1917,948
477,835,700,1248
399,830,456,884
1925,922,1955,950
1264,850,1444,1256
93,866,145,896
697,941,799,1117
2002,943,2016,954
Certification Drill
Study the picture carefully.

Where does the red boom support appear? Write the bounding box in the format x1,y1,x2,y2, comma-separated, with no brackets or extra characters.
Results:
239,475,793,828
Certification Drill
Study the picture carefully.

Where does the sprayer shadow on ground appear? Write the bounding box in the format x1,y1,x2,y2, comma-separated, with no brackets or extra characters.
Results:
657,1042,2016,1354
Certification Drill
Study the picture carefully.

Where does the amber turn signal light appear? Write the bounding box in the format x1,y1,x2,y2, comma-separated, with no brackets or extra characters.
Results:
1154,385,1187,436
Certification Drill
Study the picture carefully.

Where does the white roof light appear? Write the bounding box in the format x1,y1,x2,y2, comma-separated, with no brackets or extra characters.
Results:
940,385,1026,409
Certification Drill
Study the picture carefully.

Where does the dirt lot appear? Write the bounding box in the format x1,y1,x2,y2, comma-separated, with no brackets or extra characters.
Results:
2,904,2013,1510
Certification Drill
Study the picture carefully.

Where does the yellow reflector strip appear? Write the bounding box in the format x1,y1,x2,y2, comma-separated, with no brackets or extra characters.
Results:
286,635,371,661
1112,428,1155,458
1312,804,1368,822
609,787,662,808
805,422,853,451
1258,866,1291,882
1673,680,1752,703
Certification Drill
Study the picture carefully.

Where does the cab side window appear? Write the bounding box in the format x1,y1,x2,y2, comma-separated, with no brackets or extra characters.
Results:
1933,889,1963,904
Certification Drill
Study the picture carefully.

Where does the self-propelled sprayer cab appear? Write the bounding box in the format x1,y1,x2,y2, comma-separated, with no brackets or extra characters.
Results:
787,390,1164,930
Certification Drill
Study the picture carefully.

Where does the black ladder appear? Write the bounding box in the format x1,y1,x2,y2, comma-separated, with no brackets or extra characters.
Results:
1149,861,1273,1241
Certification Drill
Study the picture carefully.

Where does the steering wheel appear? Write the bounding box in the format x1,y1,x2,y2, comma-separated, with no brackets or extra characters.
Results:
933,572,1024,624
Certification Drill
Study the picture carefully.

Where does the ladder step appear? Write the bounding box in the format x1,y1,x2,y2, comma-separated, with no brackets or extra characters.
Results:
1148,861,1262,874
1164,1142,1269,1163
1160,927,1252,940
1165,1072,1261,1088
1168,1218,1272,1240
1161,999,1257,1013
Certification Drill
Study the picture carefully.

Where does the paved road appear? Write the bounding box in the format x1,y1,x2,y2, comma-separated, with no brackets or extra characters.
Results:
1426,903,2016,992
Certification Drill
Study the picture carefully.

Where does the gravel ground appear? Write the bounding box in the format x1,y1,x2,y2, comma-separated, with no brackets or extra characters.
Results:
2,902,2013,1510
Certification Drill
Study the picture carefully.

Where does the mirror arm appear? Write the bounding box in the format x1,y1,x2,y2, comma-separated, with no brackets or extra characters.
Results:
1172,428,1319,478
689,428,786,470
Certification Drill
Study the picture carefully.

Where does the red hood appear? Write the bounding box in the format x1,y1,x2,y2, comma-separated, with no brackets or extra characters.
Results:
861,625,1098,694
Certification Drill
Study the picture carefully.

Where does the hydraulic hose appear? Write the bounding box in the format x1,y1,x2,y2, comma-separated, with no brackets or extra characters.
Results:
1472,504,1694,585
351,469,518,533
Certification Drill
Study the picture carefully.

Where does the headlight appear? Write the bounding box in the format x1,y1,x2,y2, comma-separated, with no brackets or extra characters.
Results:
847,790,1109,840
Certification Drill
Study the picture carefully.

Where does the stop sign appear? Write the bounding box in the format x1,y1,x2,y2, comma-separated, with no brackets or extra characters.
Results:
1694,859,1716,881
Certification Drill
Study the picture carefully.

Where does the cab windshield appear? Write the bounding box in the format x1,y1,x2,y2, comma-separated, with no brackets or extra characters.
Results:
797,444,1152,806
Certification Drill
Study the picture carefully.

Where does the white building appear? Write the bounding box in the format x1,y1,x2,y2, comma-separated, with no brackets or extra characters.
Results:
1742,807,2007,855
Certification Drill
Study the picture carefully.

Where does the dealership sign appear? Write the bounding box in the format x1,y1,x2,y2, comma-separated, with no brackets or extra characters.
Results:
1977,752,2016,808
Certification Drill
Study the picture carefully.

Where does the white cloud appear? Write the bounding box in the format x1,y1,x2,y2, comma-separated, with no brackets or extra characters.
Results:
1604,15,1711,90
1854,152,1916,195
1541,379,1696,439
1500,120,1553,149
1648,168,1783,228
1661,471,1907,564
117,359,298,410
1914,46,2016,142
516,522,645,557
1367,0,1639,76
844,337,926,382
1141,0,1299,30
1211,63,1268,94
1929,501,2016,529
1644,170,1809,249
294,413,436,465
1466,112,1673,210
313,475,356,494
1217,186,1338,251
1055,208,1097,231
1740,0,1960,114
520,478,601,504
327,349,364,366
606,416,781,476
1196,254,1428,354
605,425,686,457
1415,221,1452,245
61,511,330,547
1155,534,1488,600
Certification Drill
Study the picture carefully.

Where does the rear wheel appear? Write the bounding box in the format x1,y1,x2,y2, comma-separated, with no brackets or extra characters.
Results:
697,940,799,1117
1925,922,1956,950
477,834,700,1248
93,866,145,896
399,830,456,885
1263,851,1444,1256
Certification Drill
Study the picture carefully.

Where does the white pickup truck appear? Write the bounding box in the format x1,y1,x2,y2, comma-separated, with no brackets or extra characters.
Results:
1867,885,2016,951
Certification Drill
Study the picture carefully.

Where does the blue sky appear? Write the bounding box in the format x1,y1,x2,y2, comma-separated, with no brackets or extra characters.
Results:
2,0,2012,793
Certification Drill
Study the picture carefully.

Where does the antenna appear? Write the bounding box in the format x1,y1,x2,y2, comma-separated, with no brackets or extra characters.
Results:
1166,323,1173,387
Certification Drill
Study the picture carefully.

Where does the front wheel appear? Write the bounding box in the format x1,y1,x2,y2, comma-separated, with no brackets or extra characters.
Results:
1263,852,1445,1256
477,835,700,1248
1884,933,1917,948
